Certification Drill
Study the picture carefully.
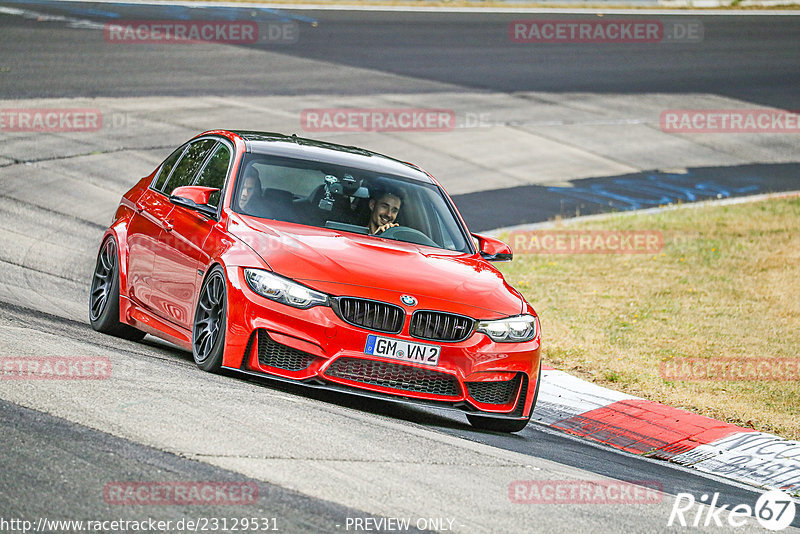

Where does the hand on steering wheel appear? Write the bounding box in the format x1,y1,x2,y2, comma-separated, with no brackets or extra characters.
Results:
376,225,439,247
373,222,399,235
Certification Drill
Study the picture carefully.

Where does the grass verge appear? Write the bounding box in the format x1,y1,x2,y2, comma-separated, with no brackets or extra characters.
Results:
497,196,800,440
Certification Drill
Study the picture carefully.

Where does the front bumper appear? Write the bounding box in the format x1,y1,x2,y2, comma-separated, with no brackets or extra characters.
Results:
222,267,541,419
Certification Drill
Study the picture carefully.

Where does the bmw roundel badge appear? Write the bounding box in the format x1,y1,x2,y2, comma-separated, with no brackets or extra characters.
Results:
400,295,417,306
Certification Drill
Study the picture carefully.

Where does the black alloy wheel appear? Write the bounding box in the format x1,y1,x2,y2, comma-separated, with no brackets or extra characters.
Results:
192,266,227,372
89,237,145,341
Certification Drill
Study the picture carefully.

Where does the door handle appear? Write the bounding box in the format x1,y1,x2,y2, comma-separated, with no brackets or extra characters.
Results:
134,201,145,214
163,219,174,232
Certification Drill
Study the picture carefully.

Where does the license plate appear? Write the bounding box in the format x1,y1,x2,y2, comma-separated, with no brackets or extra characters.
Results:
364,335,440,366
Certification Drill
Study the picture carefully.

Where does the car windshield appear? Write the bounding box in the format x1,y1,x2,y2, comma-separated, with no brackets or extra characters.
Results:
231,154,471,253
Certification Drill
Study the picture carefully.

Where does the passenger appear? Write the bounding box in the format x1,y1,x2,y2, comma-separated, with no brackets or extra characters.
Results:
239,167,297,222
238,168,262,213
367,186,403,235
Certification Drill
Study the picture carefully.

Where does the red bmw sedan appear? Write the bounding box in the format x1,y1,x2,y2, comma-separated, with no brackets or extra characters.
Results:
90,130,541,432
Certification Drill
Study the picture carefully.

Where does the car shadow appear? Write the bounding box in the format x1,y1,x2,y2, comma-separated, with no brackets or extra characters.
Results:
244,372,473,432
137,333,472,431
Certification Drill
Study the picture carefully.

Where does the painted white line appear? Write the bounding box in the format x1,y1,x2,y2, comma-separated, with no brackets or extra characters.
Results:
18,0,800,15
0,5,105,29
456,118,654,130
256,5,800,14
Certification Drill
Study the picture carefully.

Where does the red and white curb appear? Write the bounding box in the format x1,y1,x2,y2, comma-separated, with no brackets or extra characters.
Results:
535,365,800,496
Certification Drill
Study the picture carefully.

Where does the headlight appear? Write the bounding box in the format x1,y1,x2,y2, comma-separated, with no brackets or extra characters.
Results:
476,314,538,342
244,269,328,309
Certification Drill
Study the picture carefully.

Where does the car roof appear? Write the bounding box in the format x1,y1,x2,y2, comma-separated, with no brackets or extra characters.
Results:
227,130,435,184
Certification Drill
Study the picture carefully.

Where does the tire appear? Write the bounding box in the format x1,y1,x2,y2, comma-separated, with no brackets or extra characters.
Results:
466,363,542,433
192,265,227,373
89,237,146,341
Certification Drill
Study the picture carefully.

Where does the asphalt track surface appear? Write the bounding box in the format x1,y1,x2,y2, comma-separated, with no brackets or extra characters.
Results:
0,304,788,532
2,3,799,229
0,395,386,533
1,2,799,532
0,2,798,108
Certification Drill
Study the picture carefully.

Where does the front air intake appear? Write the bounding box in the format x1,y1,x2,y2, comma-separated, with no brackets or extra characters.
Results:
325,357,460,397
257,330,316,371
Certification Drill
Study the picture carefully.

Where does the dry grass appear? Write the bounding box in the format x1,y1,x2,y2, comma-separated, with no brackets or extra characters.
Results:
498,196,800,440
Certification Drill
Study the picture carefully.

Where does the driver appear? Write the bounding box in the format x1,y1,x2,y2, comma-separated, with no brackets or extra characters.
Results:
368,186,403,235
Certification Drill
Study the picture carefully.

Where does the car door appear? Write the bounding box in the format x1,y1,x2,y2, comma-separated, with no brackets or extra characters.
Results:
125,144,186,309
150,138,232,329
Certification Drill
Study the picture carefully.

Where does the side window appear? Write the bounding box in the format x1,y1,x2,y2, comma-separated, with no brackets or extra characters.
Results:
152,145,186,192
194,143,232,208
163,139,217,196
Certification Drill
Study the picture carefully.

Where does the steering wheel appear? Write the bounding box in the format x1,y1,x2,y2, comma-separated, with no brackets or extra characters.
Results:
378,226,439,247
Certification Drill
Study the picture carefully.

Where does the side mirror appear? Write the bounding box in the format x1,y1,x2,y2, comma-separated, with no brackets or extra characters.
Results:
473,233,513,262
170,186,219,218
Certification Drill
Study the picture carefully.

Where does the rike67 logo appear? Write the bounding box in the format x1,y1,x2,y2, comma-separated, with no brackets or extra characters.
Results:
668,490,796,530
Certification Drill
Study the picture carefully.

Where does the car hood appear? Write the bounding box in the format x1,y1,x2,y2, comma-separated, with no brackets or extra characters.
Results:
228,215,523,318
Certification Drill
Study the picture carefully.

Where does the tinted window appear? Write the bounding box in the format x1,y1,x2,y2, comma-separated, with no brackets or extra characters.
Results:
152,145,185,192
194,143,232,208
163,139,217,195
